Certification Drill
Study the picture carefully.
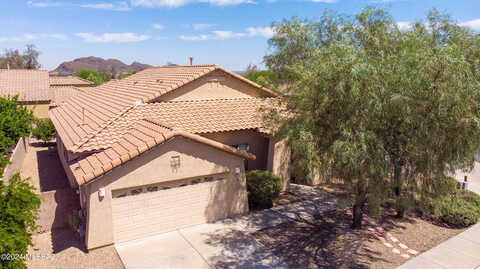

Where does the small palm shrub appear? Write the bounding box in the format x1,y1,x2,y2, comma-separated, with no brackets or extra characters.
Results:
246,170,283,209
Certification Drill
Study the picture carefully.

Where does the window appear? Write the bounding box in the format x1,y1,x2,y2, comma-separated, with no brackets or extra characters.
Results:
147,186,158,192
131,188,143,195
232,144,250,170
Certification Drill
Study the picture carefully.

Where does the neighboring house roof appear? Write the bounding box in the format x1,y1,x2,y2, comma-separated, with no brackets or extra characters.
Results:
0,69,50,102
69,119,256,185
50,65,277,152
49,76,94,87
51,87,85,105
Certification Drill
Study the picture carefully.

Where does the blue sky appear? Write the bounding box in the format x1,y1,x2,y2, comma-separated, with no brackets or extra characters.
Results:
1,0,480,71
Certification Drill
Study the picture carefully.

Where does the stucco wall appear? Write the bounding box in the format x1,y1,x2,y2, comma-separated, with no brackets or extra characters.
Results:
84,137,248,249
56,135,78,188
2,137,28,181
26,103,50,119
201,130,269,171
267,138,291,191
155,70,267,101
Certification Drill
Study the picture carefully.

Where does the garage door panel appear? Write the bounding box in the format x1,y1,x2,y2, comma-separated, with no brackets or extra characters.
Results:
111,178,230,243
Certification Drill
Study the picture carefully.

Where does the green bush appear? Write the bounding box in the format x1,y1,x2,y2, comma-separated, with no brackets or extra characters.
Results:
31,119,56,143
246,170,283,209
0,174,41,269
431,190,480,227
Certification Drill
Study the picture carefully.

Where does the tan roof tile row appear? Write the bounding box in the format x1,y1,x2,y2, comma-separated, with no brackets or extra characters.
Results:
49,76,94,87
51,87,85,105
50,65,277,152
76,98,271,152
70,119,255,185
0,69,50,101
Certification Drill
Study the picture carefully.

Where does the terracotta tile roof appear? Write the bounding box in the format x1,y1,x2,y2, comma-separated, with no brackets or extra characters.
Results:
49,76,94,87
50,65,277,152
51,87,86,105
69,119,256,185
0,69,50,102
75,98,271,152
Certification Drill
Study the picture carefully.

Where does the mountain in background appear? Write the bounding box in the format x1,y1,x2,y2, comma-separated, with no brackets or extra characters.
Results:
54,56,151,74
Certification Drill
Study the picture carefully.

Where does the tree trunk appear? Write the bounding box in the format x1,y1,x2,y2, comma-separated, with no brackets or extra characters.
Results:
352,203,363,229
393,162,404,218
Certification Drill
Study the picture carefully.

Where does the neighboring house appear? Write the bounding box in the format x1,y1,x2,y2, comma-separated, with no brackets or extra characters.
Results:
50,64,291,249
49,75,95,88
0,69,85,118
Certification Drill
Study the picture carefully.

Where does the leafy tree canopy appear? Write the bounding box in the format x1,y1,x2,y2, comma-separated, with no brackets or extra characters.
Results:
0,44,41,70
0,96,34,153
243,64,279,91
267,7,480,227
0,174,41,269
31,119,56,143
73,69,112,86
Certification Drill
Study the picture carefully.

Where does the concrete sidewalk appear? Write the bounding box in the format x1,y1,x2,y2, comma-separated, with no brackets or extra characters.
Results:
397,164,480,269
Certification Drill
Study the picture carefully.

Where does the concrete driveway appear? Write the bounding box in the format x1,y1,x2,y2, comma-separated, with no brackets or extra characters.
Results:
115,223,288,269
115,184,337,269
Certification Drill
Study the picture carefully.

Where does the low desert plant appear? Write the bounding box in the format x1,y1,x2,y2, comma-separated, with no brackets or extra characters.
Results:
31,118,56,143
246,170,283,209
430,190,480,227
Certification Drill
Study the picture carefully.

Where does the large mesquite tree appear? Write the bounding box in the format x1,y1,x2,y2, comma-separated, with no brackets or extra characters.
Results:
267,8,480,227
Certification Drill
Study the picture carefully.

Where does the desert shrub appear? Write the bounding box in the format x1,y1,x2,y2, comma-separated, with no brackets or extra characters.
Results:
0,173,41,269
431,190,480,227
246,170,283,209
31,118,56,143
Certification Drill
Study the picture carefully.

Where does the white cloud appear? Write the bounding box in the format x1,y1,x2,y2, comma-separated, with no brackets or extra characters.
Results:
247,26,274,38
181,26,275,41
80,2,131,11
180,34,211,41
192,23,215,30
152,24,165,30
130,0,254,7
396,21,412,31
0,33,67,42
311,0,339,2
76,33,151,43
27,1,63,7
460,19,480,31
213,30,245,39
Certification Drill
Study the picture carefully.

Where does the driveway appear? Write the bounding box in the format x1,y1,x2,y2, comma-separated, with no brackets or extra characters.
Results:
115,185,337,269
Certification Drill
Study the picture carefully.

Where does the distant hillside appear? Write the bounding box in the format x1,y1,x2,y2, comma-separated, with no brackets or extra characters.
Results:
54,56,151,74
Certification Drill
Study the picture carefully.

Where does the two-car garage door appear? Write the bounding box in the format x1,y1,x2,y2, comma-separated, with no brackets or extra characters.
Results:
111,175,228,243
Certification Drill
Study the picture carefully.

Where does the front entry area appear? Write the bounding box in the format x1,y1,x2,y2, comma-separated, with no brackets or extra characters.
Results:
111,174,231,243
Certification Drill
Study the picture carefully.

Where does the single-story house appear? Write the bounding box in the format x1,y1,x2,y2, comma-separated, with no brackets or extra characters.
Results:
49,64,291,249
49,75,95,88
0,69,86,118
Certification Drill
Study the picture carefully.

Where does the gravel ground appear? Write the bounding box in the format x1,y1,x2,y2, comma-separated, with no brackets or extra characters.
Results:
21,143,69,193
254,209,466,269
27,228,124,269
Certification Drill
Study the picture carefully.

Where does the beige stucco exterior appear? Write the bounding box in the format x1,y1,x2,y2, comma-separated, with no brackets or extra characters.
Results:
202,130,270,171
25,102,50,119
155,70,268,102
53,69,292,249
267,138,291,191
82,137,248,249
